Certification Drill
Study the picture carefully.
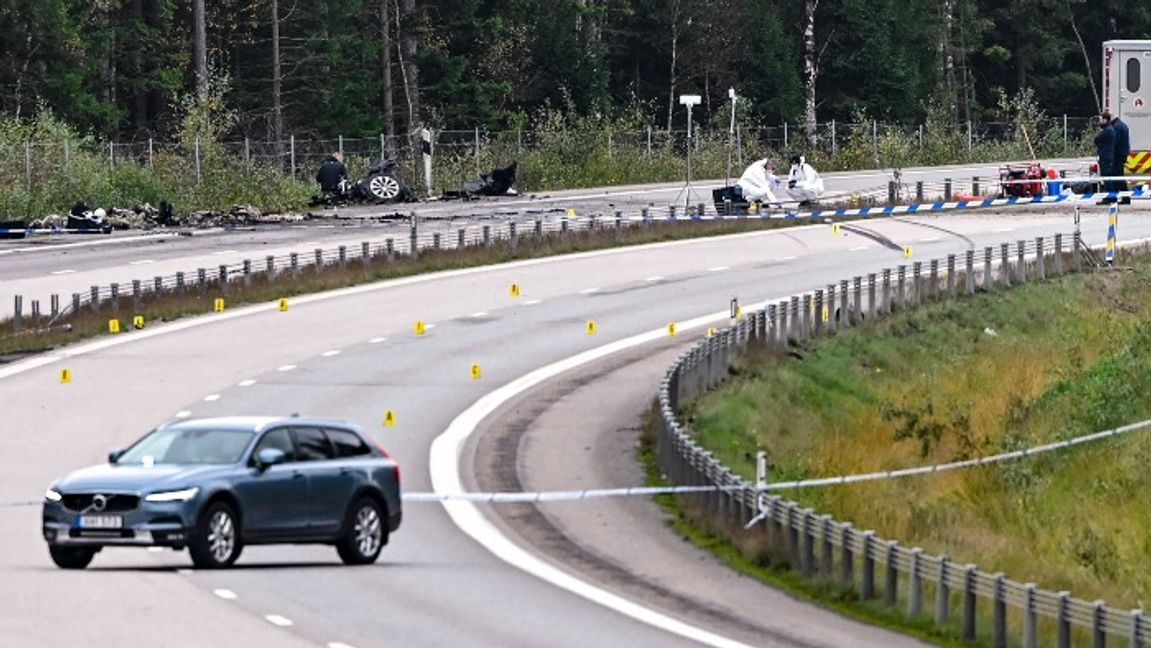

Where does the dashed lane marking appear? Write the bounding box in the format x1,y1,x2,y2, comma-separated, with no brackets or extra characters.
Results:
265,615,293,627
175,410,192,418
128,260,155,265
579,288,599,294
277,365,296,372
369,337,387,344
213,589,238,600
523,299,542,305
50,269,77,275
644,276,664,282
321,350,341,357
203,394,220,402
470,311,489,318
707,266,729,272
238,379,257,387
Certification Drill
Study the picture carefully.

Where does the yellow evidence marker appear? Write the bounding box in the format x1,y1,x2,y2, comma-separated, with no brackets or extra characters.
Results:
565,208,576,218
707,327,718,337
383,410,396,427
132,315,145,330
414,320,426,335
60,368,72,384
822,305,830,322
278,298,289,312
108,319,121,334
509,283,521,297
214,297,226,312
586,320,597,335
667,322,678,337
903,246,913,259
470,363,483,380
832,223,841,236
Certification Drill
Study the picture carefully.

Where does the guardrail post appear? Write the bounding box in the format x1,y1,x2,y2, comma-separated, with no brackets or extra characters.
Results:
936,556,951,624
944,178,952,201
71,293,81,318
789,297,801,342
929,259,939,300
915,180,924,202
801,294,812,339
1001,244,1011,287
509,222,518,250
91,286,101,313
30,299,40,327
962,565,977,641
984,247,994,291
218,265,229,294
1094,600,1107,648
12,295,22,332
410,214,419,257
49,294,58,320
1130,609,1143,648
385,239,395,260
826,285,837,333
778,300,790,345
536,218,544,240
911,262,922,305
338,245,347,268
362,242,371,269
1055,234,1064,276
861,531,876,600
884,541,898,606
132,280,141,313
1023,584,1037,648
908,548,923,616
1058,591,1072,648
896,266,906,310
313,249,323,274
852,276,862,323
457,229,466,249
110,283,120,312
973,176,980,195
1036,237,1046,280
432,233,442,250
887,181,897,206
801,509,815,578
882,269,892,314
1017,240,1027,283
839,280,851,327
1073,231,1082,272
786,503,800,566
993,573,1007,648
947,255,957,298
152,276,163,298
821,515,835,579
814,290,825,336
841,523,855,589
174,274,185,297
766,304,778,347
965,250,975,295
243,259,252,287
867,273,877,320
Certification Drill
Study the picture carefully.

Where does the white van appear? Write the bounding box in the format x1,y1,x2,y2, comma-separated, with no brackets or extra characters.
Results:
1103,40,1151,174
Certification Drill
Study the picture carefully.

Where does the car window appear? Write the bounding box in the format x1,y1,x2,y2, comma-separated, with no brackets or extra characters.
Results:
119,428,254,465
326,428,371,458
1128,57,1142,93
292,427,335,461
252,428,296,464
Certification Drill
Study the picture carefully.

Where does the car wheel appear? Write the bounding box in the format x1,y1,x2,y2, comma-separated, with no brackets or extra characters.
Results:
364,173,401,202
336,498,386,565
189,501,243,569
49,545,96,569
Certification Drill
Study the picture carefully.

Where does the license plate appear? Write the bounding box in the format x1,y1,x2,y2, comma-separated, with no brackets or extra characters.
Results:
78,515,123,529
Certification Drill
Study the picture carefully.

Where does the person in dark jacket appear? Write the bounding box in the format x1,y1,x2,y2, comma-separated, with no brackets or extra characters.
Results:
1094,115,1117,204
315,152,348,194
1110,113,1131,203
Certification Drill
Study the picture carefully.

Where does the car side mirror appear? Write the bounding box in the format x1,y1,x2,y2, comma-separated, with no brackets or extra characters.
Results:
255,448,286,470
108,449,124,464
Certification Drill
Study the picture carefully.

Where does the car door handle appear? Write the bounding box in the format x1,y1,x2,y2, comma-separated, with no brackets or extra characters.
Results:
291,471,306,479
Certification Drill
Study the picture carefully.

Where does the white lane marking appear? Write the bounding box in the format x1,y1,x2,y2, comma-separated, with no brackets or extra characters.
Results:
579,288,599,294
147,547,163,552
430,307,766,648
49,269,76,275
177,569,193,576
918,237,942,243
321,350,341,357
175,411,192,418
644,276,664,282
781,256,798,261
277,365,296,372
238,379,257,387
203,394,220,402
369,337,387,344
994,227,1015,233
128,259,155,265
849,246,871,252
213,589,238,600
0,232,180,256
470,311,489,318
300,241,320,246
327,643,357,648
707,266,729,272
265,615,293,627
425,323,437,330
523,299,542,305
212,250,239,255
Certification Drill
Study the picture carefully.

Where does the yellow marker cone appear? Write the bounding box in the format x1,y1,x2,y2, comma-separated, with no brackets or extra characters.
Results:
60,368,71,384
903,246,913,259
586,320,597,335
565,208,576,218
414,320,426,335
509,283,521,297
735,306,744,320
108,319,120,334
278,298,289,312
384,410,396,427
470,363,482,380
214,297,226,312
667,322,677,337
749,202,759,215
132,315,145,330
707,327,718,337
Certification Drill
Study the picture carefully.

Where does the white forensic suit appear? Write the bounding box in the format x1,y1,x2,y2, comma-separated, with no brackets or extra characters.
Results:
787,158,825,203
736,159,783,204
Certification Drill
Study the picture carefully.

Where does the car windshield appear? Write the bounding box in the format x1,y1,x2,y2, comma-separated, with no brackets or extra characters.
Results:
117,428,255,465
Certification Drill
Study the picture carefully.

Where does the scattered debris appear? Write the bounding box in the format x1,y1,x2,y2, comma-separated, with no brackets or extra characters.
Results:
983,327,998,337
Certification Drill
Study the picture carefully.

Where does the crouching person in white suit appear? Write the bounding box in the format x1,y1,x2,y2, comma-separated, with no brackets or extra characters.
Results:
736,158,784,205
787,155,825,204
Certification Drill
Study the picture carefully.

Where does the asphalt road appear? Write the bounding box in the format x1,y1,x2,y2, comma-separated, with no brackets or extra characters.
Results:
0,158,1092,314
0,202,1144,646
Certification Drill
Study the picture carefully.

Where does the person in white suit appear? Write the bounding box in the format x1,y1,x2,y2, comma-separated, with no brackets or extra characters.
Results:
786,155,825,204
736,158,784,205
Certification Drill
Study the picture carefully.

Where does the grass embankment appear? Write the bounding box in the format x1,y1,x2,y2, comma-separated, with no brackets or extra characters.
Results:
0,218,800,360
685,252,1151,611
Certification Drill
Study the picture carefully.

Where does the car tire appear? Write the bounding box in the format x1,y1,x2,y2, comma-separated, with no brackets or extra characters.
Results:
49,545,96,569
363,173,401,202
188,501,243,569
336,498,386,565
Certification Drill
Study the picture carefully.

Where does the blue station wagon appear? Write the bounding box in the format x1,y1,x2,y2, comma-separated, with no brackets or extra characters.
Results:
42,416,402,569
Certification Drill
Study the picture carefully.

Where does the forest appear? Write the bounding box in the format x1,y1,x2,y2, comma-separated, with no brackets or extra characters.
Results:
2,0,1149,141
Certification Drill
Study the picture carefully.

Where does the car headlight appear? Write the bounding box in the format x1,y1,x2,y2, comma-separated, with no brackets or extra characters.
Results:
44,488,62,502
144,487,200,502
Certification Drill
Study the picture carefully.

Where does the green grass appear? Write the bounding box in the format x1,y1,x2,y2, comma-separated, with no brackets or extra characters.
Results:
684,253,1151,612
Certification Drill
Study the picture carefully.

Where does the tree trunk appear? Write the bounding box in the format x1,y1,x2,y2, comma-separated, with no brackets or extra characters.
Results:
803,0,818,148
381,0,395,153
192,0,207,99
942,0,958,127
398,0,420,131
666,0,680,133
272,0,284,158
131,0,148,129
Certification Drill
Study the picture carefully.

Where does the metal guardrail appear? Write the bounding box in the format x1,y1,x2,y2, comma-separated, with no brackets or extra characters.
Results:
655,233,1148,648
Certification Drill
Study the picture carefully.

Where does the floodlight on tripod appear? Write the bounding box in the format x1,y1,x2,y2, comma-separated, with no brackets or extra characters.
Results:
674,94,705,212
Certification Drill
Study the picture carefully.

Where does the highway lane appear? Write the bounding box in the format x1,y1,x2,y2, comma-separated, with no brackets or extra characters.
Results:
0,209,1143,647
0,157,1092,313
